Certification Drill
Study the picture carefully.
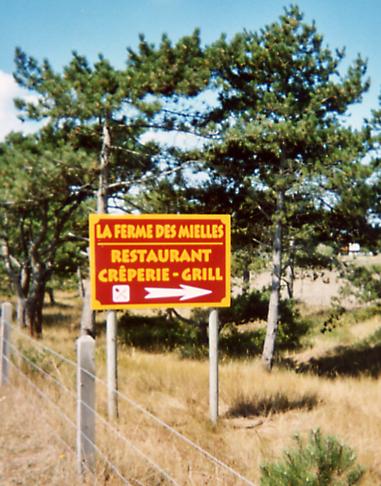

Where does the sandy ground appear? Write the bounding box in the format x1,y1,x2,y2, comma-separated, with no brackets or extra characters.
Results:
250,268,346,308
255,254,381,308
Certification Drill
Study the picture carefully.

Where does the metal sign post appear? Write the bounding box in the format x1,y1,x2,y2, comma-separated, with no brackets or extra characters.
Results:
209,309,219,424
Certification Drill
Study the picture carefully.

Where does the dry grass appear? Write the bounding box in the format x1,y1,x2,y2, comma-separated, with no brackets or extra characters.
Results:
0,385,92,485
1,289,381,484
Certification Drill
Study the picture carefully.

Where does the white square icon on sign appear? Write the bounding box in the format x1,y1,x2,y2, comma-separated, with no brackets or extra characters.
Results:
112,285,130,303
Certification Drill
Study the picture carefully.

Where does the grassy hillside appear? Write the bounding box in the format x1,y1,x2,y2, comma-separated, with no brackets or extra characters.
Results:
2,284,381,484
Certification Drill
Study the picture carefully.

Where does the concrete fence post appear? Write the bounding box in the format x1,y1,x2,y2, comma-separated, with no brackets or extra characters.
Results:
1,302,13,386
77,334,96,475
209,309,219,424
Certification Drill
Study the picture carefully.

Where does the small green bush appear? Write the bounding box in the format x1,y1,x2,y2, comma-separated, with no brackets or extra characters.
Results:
118,313,200,352
340,264,381,303
260,429,364,486
364,326,381,346
192,289,308,353
16,342,53,376
219,324,265,357
118,289,308,358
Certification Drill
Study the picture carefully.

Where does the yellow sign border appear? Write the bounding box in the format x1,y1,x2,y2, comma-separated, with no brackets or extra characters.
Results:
89,214,231,310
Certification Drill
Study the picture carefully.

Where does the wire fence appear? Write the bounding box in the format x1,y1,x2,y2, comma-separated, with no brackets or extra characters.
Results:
0,304,255,485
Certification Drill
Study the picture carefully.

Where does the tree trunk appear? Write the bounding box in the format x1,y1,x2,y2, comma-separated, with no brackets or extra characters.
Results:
78,114,112,338
16,265,30,327
77,267,85,298
242,268,250,294
285,238,295,300
46,287,56,305
98,116,119,420
98,118,113,345
1,241,29,327
97,118,111,214
262,190,284,371
16,295,27,328
26,277,46,338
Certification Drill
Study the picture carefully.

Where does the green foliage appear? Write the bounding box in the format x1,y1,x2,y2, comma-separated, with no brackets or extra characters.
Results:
340,264,381,303
0,131,93,334
320,306,346,334
195,5,373,366
218,324,265,358
220,289,269,324
231,250,270,280
292,241,339,273
118,312,202,352
364,326,381,347
218,290,308,353
16,342,53,376
8,6,381,345
260,429,364,486
10,43,186,334
13,47,163,196
298,324,381,378
306,304,381,334
127,29,210,98
118,289,308,358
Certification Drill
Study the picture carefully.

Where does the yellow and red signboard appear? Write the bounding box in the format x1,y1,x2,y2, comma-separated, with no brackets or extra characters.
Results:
89,214,231,310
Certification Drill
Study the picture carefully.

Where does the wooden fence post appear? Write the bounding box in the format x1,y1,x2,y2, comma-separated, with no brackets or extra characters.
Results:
1,302,13,386
77,334,96,475
209,309,219,424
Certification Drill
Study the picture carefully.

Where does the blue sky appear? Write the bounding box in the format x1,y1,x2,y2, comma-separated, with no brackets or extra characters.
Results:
1,0,380,139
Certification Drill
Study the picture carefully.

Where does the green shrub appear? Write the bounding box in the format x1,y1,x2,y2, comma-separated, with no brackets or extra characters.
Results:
219,323,265,357
177,343,208,360
118,289,308,358
16,341,53,376
192,289,308,353
260,429,364,486
364,326,381,346
118,313,201,352
340,264,381,303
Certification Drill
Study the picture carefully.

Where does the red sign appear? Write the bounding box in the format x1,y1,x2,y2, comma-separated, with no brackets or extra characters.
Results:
89,214,231,310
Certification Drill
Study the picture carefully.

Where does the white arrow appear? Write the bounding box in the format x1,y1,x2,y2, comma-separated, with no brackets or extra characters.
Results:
144,284,212,301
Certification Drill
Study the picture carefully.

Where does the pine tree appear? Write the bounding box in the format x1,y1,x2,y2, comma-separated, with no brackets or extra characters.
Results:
10,33,210,334
0,131,93,336
200,5,371,369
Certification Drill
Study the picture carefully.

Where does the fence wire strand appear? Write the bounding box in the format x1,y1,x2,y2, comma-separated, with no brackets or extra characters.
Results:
5,356,127,485
5,356,77,431
7,341,76,399
10,324,77,368
81,396,180,486
4,323,255,486
4,338,177,485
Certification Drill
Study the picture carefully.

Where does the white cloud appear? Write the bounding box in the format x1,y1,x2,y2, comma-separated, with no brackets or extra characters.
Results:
0,70,40,141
